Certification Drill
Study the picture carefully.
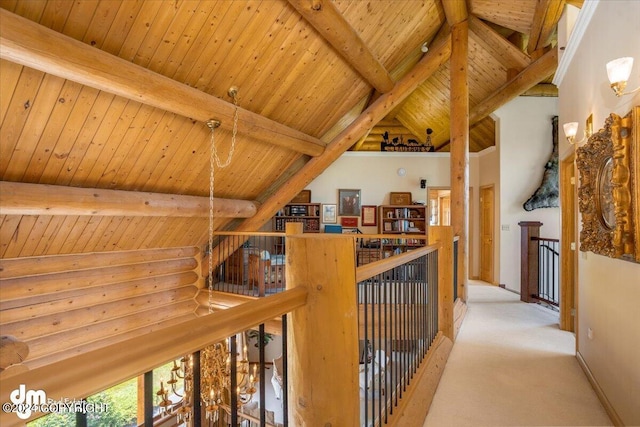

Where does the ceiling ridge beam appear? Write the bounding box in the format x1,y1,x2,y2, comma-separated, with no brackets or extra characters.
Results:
0,9,325,157
442,0,469,26
0,181,258,218
527,0,566,54
469,15,531,70
288,0,395,93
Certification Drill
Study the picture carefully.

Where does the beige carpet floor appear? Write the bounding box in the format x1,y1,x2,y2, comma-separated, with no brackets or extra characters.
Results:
423,282,612,427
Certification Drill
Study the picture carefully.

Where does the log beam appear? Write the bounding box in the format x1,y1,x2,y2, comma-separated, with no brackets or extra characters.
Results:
441,0,468,26
0,9,325,157
0,181,257,218
288,0,395,93
237,34,452,232
469,15,531,70
199,33,452,275
470,48,558,125
527,0,566,54
450,21,470,301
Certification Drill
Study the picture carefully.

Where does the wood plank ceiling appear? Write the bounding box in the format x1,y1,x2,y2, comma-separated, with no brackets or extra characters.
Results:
0,0,562,256
0,0,566,405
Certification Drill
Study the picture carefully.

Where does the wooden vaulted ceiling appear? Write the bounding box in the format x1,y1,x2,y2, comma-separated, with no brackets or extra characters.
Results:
0,0,565,257
0,0,569,411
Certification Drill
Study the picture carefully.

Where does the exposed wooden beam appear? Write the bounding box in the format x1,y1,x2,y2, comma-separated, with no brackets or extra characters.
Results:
287,0,395,93
201,32,452,274
0,9,325,157
0,181,257,218
527,0,566,54
442,0,468,26
470,48,558,125
521,83,558,96
450,21,469,301
237,34,452,231
469,15,531,70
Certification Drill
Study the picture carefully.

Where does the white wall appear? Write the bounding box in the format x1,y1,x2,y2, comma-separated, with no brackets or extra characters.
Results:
305,152,481,277
493,97,560,291
555,1,640,424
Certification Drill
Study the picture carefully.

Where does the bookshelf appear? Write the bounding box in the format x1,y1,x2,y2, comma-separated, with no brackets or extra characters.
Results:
378,205,427,256
273,203,321,233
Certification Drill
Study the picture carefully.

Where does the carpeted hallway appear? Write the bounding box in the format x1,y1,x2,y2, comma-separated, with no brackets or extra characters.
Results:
423,282,612,427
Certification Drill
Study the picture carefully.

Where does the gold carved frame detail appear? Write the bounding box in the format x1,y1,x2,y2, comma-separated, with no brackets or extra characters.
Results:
576,106,638,262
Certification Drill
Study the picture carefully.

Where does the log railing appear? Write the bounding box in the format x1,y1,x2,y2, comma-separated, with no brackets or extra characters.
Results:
1,230,457,427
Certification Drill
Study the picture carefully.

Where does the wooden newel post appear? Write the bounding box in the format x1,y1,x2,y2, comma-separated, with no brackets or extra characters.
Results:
428,226,454,341
286,233,359,425
518,221,542,303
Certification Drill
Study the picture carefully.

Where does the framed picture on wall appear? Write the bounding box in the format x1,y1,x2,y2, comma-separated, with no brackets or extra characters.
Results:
390,192,412,205
321,204,337,224
361,205,377,226
338,189,361,216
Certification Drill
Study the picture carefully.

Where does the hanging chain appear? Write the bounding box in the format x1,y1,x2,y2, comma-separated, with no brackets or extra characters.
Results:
207,87,239,314
212,89,238,168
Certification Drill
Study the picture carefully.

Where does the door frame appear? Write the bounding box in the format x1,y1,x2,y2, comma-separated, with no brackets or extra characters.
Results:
479,185,495,285
560,153,577,333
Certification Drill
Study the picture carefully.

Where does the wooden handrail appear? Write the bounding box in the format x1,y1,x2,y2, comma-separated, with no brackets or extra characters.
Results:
0,288,308,427
356,243,438,283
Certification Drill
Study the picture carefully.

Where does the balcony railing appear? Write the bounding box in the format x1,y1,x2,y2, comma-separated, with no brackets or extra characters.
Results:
356,246,439,426
532,237,560,307
519,221,559,308
3,230,457,427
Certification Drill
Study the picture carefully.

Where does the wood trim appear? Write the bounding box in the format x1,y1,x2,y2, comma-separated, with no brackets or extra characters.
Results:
288,0,394,93
0,287,308,427
0,181,258,218
0,9,325,157
387,332,454,426
453,298,467,339
560,153,576,332
576,351,623,426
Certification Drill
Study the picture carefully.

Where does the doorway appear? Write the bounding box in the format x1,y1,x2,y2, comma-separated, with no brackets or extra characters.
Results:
560,154,576,332
480,185,495,284
428,187,451,226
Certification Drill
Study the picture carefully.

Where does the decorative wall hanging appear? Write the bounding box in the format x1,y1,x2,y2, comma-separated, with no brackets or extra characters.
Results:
523,116,559,211
576,107,638,262
338,189,361,216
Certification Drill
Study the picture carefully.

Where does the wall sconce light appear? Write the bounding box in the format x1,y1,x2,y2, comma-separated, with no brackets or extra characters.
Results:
563,114,593,146
563,122,580,144
606,57,640,97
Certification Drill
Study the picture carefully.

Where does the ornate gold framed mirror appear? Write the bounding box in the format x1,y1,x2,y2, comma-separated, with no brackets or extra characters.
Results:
576,106,639,262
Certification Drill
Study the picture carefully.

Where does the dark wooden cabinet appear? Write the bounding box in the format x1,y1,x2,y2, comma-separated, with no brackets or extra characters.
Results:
273,203,321,232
